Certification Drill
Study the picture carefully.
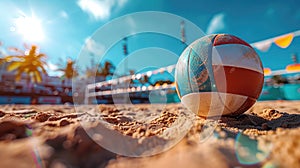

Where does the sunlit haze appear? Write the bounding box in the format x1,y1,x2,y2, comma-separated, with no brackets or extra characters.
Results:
12,15,45,43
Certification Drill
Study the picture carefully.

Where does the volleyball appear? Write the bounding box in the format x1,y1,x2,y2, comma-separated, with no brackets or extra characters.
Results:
175,34,264,117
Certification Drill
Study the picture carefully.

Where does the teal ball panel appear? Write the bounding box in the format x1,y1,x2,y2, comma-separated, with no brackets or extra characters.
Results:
175,34,217,98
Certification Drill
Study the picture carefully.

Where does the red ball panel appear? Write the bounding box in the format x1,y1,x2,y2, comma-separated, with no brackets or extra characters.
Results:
213,34,252,48
213,65,264,99
231,97,257,115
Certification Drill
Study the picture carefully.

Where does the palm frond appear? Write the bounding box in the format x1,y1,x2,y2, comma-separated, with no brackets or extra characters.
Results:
15,70,23,81
40,61,48,65
7,61,22,71
24,68,29,73
32,73,37,83
34,71,42,83
40,66,48,75
7,47,24,54
4,55,24,60
35,61,47,68
36,53,46,58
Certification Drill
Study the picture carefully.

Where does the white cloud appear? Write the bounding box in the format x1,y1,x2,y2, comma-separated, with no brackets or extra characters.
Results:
206,13,226,34
0,49,6,56
60,10,69,19
48,62,58,71
46,62,63,77
84,37,105,56
77,0,127,20
0,44,7,56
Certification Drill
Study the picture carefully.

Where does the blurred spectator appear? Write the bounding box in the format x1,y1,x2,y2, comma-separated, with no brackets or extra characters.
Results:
271,75,289,84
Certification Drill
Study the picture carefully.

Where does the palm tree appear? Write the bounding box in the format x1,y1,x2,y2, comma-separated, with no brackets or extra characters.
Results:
85,57,99,79
85,66,97,79
5,45,47,83
95,61,115,81
139,75,152,85
57,59,79,84
83,61,116,82
97,61,115,77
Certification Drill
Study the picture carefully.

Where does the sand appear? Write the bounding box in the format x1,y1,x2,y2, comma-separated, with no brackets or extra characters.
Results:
0,101,299,168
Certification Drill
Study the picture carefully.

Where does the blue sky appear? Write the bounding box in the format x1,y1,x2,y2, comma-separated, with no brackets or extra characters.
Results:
0,0,300,76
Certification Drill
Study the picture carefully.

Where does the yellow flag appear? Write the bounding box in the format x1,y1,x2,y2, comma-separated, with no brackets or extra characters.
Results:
263,68,272,75
286,63,300,72
274,33,294,48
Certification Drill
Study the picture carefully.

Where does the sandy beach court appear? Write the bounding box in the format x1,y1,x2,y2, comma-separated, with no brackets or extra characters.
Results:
0,101,299,168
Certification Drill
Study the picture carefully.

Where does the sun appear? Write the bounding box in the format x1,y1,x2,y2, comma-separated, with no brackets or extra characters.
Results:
13,15,45,42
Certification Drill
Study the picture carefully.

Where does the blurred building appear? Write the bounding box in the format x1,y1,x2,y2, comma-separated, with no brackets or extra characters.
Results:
0,61,75,104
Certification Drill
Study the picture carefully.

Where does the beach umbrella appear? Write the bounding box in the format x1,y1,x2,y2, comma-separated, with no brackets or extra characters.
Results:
285,63,300,72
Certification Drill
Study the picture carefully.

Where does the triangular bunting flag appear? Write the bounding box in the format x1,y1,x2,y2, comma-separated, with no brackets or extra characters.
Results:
263,68,272,75
286,63,300,72
252,41,272,52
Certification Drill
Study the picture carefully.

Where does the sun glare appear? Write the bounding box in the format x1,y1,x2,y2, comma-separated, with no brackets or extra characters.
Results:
14,16,45,42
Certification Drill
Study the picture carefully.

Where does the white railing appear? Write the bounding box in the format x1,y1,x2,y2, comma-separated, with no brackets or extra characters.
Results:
85,65,176,104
